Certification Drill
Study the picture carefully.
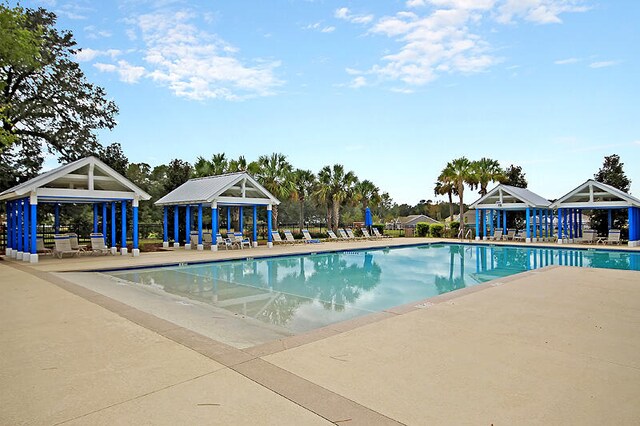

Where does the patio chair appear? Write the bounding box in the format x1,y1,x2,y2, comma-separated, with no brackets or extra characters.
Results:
504,229,517,241
487,229,503,241
598,229,622,245
202,232,212,248
36,237,53,256
327,229,342,241
215,233,233,250
190,231,199,246
360,228,375,239
338,229,350,240
67,233,87,253
372,227,390,239
233,232,251,249
283,229,302,244
578,229,596,244
345,228,364,240
53,235,80,259
512,230,525,242
302,229,321,244
271,230,287,244
90,233,112,255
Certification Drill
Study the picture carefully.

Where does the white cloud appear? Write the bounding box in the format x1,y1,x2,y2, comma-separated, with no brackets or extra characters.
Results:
496,0,589,25
94,60,146,83
334,7,374,24
390,87,415,93
406,0,426,7
350,76,367,88
76,48,121,62
93,10,282,100
589,60,617,69
304,22,336,33
321,26,336,33
555,57,579,64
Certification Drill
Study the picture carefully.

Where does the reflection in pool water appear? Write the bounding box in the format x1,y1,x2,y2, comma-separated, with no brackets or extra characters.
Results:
106,244,640,333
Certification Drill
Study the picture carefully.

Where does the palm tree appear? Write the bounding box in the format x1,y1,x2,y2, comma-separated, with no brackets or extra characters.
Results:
255,153,294,229
472,157,505,196
441,157,475,232
354,179,380,210
314,164,357,232
291,169,316,229
434,178,455,221
315,166,334,229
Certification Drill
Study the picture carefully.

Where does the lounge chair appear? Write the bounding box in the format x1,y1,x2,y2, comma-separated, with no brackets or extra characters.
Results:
233,232,251,249
598,229,622,245
360,228,375,239
283,229,302,244
512,230,525,242
327,230,342,241
190,231,199,247
372,227,390,239
215,233,233,250
67,233,87,253
271,230,288,245
487,229,503,241
90,233,112,255
504,229,517,241
338,229,350,240
36,237,53,256
578,229,596,244
53,235,80,258
203,232,212,248
302,229,321,244
345,228,364,240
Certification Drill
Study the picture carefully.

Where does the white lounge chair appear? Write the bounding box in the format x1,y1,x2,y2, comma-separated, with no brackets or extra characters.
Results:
36,237,53,256
577,229,596,244
67,233,87,253
345,228,364,240
487,229,503,241
302,229,321,243
372,228,390,239
215,233,233,250
53,235,80,258
271,230,287,244
203,232,212,248
338,229,350,240
326,230,341,241
504,229,517,241
283,229,302,244
233,232,251,249
598,229,622,245
90,233,112,255
360,228,375,239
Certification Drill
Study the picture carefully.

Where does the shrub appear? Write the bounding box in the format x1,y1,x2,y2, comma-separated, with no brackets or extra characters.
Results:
372,224,385,234
415,222,431,237
430,223,444,237
449,221,460,234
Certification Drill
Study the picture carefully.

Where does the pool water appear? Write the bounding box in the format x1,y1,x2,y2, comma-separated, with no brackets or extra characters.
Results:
105,244,640,333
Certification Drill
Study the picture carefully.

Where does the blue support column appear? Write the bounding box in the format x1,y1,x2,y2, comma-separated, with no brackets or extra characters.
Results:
197,203,203,249
6,201,12,254
121,201,127,255
227,207,231,233
163,207,168,246
489,209,494,237
102,202,108,243
497,209,501,230
93,204,99,233
608,209,612,229
30,200,37,260
23,198,30,256
17,200,23,254
568,209,573,239
503,210,507,234
239,206,244,233
174,206,179,247
132,200,139,256
185,205,191,248
267,205,273,247
111,202,116,251
54,204,60,234
475,209,480,240
578,209,583,238
212,203,218,249
253,206,258,245
525,207,531,242
629,207,638,245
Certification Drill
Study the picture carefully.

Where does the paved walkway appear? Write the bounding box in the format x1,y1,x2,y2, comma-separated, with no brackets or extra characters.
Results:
2,239,640,424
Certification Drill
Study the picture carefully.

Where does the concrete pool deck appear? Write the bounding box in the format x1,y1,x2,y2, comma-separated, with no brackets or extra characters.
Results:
2,238,640,424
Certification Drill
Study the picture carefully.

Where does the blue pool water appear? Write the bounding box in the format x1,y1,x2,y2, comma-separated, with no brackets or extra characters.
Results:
105,244,640,333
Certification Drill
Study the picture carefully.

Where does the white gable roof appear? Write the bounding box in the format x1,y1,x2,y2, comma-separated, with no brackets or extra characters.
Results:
155,172,279,206
550,179,640,209
0,156,151,203
470,184,551,210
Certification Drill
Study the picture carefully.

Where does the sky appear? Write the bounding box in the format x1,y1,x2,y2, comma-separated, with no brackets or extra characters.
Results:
19,0,640,205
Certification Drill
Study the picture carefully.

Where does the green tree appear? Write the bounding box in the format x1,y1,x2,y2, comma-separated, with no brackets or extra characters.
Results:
503,164,528,188
164,159,192,193
291,169,316,229
315,164,357,232
472,157,505,196
97,143,129,176
594,154,631,192
441,158,475,232
0,6,118,188
434,177,455,221
354,179,380,211
255,153,294,229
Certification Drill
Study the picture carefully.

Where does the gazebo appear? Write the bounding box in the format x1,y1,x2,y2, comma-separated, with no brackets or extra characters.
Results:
1,156,151,262
551,179,640,247
469,184,552,243
155,172,280,250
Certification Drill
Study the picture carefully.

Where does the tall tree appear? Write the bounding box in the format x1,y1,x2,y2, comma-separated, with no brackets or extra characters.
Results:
503,164,528,188
291,169,316,229
434,179,455,221
97,143,128,176
354,179,381,210
594,154,631,192
255,153,294,229
315,164,357,232
472,157,505,196
441,157,475,230
0,6,118,188
164,159,192,193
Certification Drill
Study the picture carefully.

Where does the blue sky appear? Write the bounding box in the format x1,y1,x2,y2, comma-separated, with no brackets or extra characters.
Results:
22,0,640,204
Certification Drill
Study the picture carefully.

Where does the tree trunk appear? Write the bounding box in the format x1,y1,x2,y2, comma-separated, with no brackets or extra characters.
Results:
448,190,454,221
332,199,341,232
326,203,332,231
299,198,305,230
458,185,464,237
272,205,279,230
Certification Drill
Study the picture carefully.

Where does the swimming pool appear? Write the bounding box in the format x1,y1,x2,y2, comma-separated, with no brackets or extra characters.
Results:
105,244,640,333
